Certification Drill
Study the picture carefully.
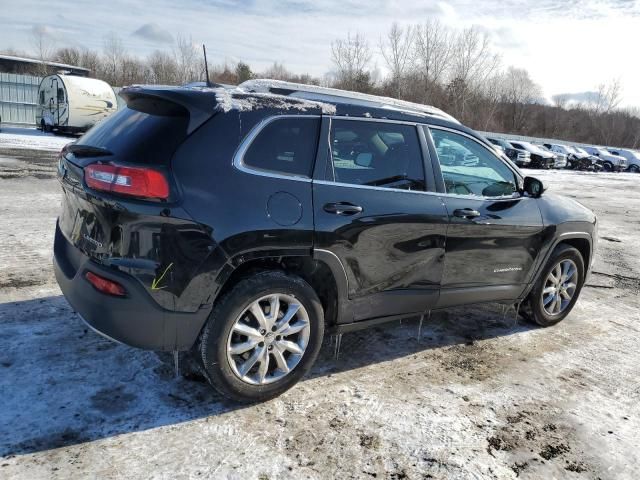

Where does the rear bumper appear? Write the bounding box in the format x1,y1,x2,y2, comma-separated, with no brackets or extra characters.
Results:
53,222,209,351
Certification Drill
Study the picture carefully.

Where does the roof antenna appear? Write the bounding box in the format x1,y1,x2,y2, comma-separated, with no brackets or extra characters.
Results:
203,44,211,87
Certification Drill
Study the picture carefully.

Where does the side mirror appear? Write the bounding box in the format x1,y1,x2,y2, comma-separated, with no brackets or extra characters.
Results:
523,176,546,198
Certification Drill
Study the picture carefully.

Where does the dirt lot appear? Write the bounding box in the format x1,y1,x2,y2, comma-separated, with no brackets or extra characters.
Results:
1,129,639,479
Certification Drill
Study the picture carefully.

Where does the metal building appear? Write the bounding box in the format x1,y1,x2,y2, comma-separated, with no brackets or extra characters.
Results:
0,54,89,77
0,73,41,126
0,55,90,126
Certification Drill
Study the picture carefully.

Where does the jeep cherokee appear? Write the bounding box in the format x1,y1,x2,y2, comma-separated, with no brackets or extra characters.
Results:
53,80,597,402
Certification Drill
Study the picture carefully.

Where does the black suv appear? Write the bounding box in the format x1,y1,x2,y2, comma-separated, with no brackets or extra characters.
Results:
486,137,531,168
53,80,597,402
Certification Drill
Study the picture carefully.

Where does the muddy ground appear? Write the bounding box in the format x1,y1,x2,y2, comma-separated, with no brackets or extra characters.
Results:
0,131,639,479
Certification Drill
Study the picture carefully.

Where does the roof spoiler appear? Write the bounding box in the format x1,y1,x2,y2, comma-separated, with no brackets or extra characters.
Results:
119,85,217,135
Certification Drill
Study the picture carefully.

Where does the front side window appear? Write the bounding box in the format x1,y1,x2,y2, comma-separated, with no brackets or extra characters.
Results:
243,117,320,177
57,88,65,103
430,128,518,197
329,119,425,191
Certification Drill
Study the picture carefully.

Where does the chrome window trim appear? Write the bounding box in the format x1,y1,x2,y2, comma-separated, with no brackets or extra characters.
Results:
424,125,525,202
329,115,420,126
232,114,321,183
314,179,442,197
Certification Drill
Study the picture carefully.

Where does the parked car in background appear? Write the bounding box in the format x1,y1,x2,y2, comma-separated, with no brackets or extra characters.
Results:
52,79,597,402
487,137,531,167
607,148,640,173
582,146,627,172
539,145,567,169
569,146,604,171
510,141,556,169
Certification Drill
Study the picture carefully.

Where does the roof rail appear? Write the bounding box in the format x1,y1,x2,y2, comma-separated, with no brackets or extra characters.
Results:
239,79,459,123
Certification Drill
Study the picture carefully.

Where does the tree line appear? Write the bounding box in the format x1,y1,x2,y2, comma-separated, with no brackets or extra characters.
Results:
5,23,639,148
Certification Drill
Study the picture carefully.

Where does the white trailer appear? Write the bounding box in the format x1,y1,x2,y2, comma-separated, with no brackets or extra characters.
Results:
37,74,117,134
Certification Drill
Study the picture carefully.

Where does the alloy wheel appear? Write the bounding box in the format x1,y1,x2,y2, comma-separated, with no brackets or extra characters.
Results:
226,294,310,385
541,259,578,316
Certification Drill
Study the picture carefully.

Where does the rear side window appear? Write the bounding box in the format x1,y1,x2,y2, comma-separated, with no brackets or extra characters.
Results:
329,119,425,191
77,102,189,164
242,117,320,177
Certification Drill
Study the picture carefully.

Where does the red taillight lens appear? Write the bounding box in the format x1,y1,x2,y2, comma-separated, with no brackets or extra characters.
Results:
85,271,127,297
85,163,169,200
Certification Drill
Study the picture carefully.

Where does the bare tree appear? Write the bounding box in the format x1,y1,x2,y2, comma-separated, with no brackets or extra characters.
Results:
30,25,55,76
502,66,542,131
174,35,201,84
147,50,178,84
80,49,102,78
593,79,623,115
475,72,506,131
450,27,500,86
413,19,452,101
331,33,373,92
102,32,126,86
447,27,501,121
263,62,290,80
55,47,81,67
551,94,569,109
379,23,413,97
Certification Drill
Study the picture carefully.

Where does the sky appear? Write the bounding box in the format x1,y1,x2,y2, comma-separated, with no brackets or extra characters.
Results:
1,0,640,107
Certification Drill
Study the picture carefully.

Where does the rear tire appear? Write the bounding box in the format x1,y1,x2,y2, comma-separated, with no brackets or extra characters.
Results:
200,270,324,402
523,245,585,327
629,164,639,173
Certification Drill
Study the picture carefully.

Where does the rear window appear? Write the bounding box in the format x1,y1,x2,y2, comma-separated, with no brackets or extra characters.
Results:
242,117,320,177
77,103,189,164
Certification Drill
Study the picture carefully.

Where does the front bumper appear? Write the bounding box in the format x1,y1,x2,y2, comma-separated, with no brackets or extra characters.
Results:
53,222,209,351
554,158,567,168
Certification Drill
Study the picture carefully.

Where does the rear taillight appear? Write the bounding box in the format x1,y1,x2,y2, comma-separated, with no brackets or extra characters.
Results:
84,163,169,200
85,271,127,297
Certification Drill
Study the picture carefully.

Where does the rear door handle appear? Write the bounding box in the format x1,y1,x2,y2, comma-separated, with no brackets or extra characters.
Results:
453,208,481,219
323,202,363,216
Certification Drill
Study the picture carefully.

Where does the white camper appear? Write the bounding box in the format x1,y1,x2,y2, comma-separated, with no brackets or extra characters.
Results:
37,74,117,134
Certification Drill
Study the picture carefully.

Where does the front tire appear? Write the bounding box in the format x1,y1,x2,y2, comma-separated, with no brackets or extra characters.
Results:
523,245,585,327
200,271,324,402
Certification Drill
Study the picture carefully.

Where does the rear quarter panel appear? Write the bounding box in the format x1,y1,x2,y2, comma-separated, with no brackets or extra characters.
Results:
171,109,320,304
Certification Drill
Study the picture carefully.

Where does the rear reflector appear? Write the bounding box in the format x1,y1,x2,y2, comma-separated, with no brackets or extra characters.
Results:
85,271,127,297
85,163,169,200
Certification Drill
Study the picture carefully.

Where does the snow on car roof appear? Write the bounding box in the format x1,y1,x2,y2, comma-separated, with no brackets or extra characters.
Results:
239,79,459,123
211,86,336,115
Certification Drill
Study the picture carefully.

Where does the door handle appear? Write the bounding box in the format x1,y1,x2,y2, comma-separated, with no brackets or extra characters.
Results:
323,202,363,216
453,208,481,219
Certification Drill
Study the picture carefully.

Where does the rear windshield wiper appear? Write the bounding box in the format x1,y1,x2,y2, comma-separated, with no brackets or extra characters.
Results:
65,144,113,157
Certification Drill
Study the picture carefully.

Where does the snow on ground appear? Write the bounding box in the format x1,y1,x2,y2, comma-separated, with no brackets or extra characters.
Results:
0,127,73,152
0,144,639,479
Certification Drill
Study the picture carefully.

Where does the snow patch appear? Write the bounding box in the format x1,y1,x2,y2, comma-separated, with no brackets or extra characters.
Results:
212,86,336,115
0,127,73,152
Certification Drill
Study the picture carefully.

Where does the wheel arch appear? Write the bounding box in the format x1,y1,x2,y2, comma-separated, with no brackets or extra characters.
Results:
522,232,593,300
213,251,351,331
